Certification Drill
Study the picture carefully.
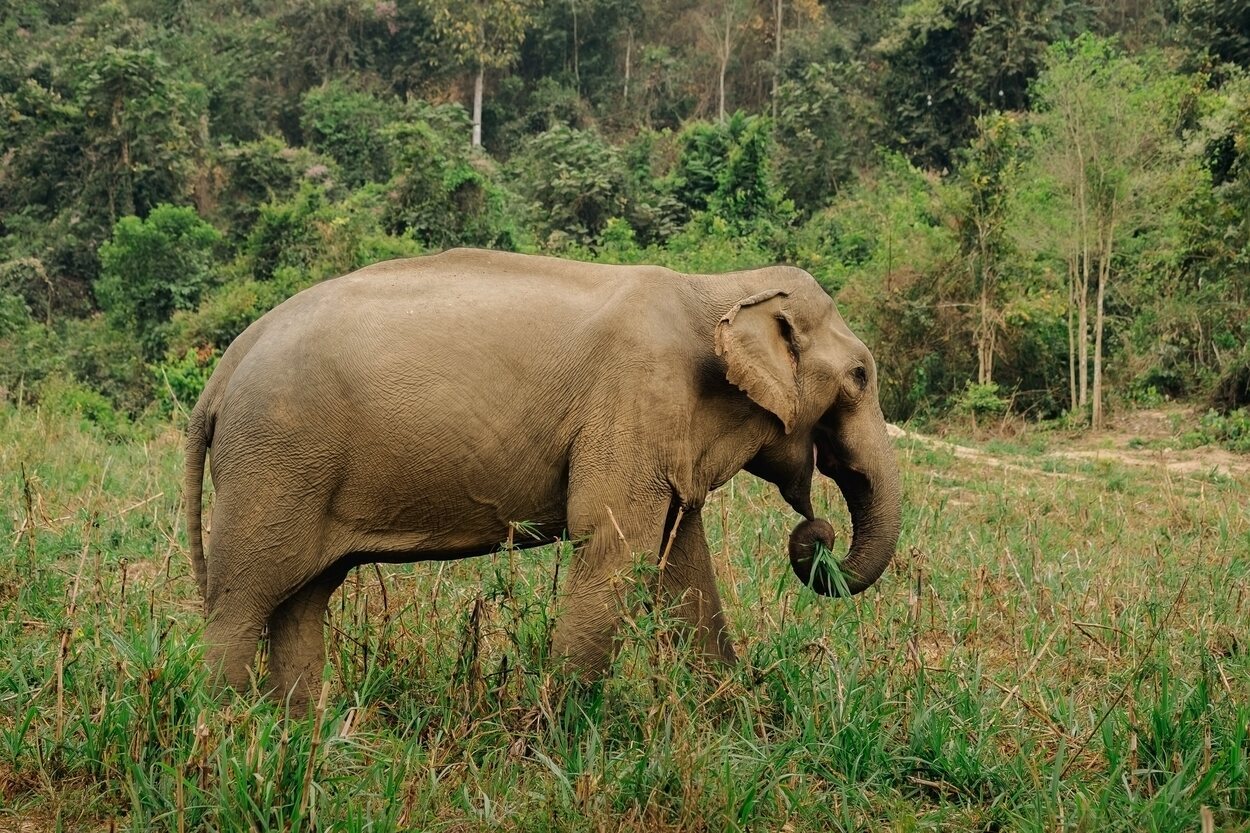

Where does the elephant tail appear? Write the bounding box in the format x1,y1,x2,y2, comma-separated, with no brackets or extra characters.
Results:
185,398,214,602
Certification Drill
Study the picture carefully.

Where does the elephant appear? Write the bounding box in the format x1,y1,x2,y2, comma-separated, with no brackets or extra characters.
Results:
185,248,902,705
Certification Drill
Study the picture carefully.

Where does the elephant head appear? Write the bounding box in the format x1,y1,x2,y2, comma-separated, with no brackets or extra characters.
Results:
716,279,902,596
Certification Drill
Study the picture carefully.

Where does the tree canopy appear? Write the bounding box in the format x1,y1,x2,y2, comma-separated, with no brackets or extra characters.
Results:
0,0,1247,429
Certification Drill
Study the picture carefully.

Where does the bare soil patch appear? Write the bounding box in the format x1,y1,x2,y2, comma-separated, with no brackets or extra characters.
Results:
891,406,1250,481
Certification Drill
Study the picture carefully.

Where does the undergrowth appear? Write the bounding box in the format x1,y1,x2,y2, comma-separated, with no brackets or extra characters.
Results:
1,405,1247,831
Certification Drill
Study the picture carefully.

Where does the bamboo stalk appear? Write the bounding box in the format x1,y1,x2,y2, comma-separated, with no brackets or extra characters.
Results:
299,679,331,829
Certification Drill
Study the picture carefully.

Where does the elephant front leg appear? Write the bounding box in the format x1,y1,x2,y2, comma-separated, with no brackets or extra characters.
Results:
658,510,737,666
552,485,671,675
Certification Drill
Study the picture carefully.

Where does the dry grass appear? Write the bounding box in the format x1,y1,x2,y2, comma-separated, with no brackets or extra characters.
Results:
1,405,1247,831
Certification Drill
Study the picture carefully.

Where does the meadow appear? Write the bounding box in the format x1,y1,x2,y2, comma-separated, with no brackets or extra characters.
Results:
1,404,1247,832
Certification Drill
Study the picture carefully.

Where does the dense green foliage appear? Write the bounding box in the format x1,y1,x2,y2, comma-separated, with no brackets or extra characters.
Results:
1,0,1248,424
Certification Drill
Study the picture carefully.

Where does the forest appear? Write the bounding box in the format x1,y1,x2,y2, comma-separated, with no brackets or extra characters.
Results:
1,0,1249,436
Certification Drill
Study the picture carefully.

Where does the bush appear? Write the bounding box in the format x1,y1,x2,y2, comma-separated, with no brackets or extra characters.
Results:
1181,408,1250,452
60,314,153,415
643,225,775,274
384,108,521,250
512,125,629,247
300,80,399,188
791,152,956,294
95,205,222,360
218,136,340,240
0,302,61,401
1210,345,1250,413
705,114,795,241
953,381,1009,418
165,278,289,357
617,131,686,245
0,257,56,324
774,62,877,215
155,347,219,416
36,374,127,437
668,118,739,216
245,184,333,281
245,184,419,283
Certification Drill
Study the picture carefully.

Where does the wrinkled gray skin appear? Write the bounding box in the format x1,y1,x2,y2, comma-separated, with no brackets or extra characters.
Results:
186,248,902,705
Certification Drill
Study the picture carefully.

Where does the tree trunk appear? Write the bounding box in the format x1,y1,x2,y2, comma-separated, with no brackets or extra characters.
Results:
771,0,782,118
977,279,994,385
112,96,134,222
1078,250,1089,411
570,0,579,87
1067,257,1078,412
623,27,632,102
1068,115,1091,418
472,65,484,148
975,221,995,386
719,34,728,122
1092,219,1114,430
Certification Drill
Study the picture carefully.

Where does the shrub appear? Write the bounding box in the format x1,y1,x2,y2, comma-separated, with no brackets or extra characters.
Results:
668,120,735,216
512,125,629,247
705,114,795,239
155,347,219,416
384,115,520,250
300,80,399,188
774,61,877,214
218,137,340,240
245,184,332,281
59,314,153,415
165,279,289,357
1184,408,1250,453
95,205,222,361
0,302,61,401
953,381,1009,418
1210,344,1250,413
36,374,127,437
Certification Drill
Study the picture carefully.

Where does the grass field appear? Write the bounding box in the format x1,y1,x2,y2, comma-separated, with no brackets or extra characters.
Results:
1,404,1248,832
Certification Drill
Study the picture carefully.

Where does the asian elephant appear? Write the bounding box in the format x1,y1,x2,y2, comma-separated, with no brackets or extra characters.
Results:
186,248,902,705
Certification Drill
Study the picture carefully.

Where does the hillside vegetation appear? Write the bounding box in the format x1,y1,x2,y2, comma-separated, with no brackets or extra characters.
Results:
1,0,1248,429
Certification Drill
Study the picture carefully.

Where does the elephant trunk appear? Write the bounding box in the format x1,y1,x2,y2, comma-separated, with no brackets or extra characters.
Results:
790,420,902,596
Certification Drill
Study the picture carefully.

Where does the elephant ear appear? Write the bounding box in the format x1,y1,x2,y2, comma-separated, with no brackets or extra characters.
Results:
714,289,800,434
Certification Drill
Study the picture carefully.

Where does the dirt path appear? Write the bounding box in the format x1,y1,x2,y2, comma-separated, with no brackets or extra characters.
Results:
889,408,1250,482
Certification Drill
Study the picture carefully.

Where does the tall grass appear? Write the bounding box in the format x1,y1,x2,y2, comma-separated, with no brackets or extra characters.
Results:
1,407,1247,831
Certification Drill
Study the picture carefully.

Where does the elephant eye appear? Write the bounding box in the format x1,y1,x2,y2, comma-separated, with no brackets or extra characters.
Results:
851,365,869,390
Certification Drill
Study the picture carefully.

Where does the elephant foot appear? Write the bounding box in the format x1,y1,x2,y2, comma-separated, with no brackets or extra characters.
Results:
787,518,839,595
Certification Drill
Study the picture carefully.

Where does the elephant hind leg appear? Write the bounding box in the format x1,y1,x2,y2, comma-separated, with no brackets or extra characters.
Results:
268,566,348,708
204,606,267,696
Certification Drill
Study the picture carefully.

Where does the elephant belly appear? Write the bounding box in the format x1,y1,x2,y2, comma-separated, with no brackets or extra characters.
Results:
326,445,570,562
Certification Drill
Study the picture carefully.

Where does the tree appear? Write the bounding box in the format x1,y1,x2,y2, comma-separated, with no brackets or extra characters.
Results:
956,112,1024,385
423,0,538,147
1129,69,1250,409
95,205,221,360
75,47,200,225
1178,0,1250,68
876,0,1071,170
512,125,629,245
698,0,750,122
1026,35,1193,427
300,80,399,188
773,60,879,213
383,101,519,249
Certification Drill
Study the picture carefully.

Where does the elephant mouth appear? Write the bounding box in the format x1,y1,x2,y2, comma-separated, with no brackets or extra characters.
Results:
788,517,839,594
